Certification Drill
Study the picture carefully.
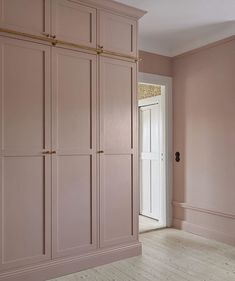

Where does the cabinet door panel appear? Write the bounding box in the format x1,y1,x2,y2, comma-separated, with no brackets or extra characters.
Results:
52,0,96,47
0,0,50,36
55,155,93,255
99,11,137,56
100,57,137,247
2,157,48,263
101,155,133,246
0,37,51,269
52,47,97,258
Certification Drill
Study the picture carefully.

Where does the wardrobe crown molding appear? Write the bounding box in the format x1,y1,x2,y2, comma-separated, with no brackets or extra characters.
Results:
73,0,147,19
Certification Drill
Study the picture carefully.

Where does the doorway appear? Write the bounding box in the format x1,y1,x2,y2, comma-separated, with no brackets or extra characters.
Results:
138,73,173,233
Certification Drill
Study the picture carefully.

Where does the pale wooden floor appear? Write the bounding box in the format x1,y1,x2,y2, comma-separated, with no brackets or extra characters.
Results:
50,229,235,281
139,215,162,233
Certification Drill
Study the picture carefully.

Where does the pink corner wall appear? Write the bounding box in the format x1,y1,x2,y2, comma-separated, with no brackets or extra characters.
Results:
139,50,172,77
139,36,235,246
172,37,235,245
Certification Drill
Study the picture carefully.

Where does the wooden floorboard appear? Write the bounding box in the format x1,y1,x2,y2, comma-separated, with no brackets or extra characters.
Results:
139,215,162,233
49,229,235,281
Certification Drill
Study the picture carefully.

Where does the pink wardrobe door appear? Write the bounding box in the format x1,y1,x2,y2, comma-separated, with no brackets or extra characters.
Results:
0,0,50,37
51,0,96,47
99,56,138,248
51,47,97,258
0,37,51,270
99,11,137,56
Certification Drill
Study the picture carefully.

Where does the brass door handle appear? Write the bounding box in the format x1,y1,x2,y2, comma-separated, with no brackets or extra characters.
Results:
51,150,57,154
97,150,104,154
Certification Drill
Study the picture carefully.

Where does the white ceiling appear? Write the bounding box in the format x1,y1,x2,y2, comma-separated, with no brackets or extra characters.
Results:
115,0,235,57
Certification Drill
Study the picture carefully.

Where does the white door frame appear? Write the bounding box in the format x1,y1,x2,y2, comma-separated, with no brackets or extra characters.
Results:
138,72,173,227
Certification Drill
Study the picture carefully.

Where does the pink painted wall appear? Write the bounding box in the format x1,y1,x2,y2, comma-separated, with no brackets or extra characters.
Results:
139,50,172,77
172,37,235,245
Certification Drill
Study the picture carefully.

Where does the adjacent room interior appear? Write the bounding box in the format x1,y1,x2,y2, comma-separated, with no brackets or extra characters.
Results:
0,1,234,281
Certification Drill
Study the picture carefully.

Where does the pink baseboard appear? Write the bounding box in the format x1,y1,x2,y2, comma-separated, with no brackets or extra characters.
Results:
173,202,235,246
173,219,235,246
0,242,142,281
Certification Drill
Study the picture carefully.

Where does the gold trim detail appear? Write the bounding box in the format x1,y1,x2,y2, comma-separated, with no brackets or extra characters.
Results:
0,27,140,62
100,49,139,62
0,27,54,44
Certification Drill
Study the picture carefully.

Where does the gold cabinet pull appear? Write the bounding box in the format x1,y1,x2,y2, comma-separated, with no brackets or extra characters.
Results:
51,150,57,154
42,150,51,154
97,150,104,154
97,45,104,54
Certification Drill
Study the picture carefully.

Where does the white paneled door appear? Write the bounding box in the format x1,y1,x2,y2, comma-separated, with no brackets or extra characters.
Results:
139,101,162,220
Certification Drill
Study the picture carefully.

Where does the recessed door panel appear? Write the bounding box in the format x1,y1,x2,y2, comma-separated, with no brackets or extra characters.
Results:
101,155,133,246
0,37,51,269
139,103,161,220
52,0,96,47
55,155,93,254
52,47,97,258
53,48,93,153
99,11,137,56
100,57,137,247
0,0,50,36
3,42,45,154
3,157,47,262
100,58,134,153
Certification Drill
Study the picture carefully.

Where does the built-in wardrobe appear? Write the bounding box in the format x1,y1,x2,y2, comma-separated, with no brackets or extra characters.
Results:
0,0,145,280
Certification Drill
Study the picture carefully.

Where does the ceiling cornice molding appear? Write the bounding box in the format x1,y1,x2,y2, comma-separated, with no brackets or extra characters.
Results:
140,35,235,58
76,0,147,19
173,35,235,59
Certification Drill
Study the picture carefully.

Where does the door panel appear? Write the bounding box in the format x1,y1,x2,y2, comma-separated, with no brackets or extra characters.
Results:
0,0,50,36
52,47,97,258
99,11,137,56
139,103,161,220
100,58,133,153
101,155,133,246
140,159,151,214
100,57,137,247
3,157,46,262
52,0,96,47
0,37,51,269
56,155,93,253
54,49,92,153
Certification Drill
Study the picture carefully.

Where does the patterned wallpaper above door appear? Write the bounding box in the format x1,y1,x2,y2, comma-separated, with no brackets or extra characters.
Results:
138,83,161,99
